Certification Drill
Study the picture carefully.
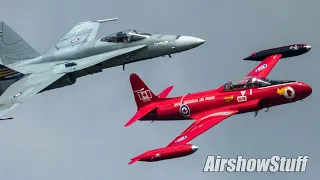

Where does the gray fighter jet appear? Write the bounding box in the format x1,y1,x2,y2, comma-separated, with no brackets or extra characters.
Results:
0,18,205,119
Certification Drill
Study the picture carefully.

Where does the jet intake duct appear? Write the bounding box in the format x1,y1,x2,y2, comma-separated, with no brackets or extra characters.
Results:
40,74,77,93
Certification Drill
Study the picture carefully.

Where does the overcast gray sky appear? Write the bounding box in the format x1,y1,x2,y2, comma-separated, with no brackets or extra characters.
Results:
0,0,319,179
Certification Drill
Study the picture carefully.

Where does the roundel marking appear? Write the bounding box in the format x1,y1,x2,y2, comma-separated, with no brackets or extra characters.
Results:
255,64,268,72
180,104,190,117
71,38,79,43
284,86,295,99
175,135,187,142
14,92,22,98
124,53,131,59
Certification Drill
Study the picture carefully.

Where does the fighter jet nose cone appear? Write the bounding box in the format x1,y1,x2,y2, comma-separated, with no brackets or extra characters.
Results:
191,145,199,152
185,36,206,46
305,45,312,51
196,38,206,45
175,36,206,51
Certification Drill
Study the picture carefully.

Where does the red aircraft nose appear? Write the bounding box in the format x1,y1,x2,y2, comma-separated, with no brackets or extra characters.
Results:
303,83,312,96
298,82,312,98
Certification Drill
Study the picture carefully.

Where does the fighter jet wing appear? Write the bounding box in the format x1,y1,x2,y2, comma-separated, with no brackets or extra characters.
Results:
245,54,282,78
0,44,148,118
53,18,118,50
0,69,65,118
166,109,238,147
0,103,19,119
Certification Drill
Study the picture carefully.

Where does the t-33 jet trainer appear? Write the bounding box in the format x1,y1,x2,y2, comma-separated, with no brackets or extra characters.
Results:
125,44,312,164
0,18,205,119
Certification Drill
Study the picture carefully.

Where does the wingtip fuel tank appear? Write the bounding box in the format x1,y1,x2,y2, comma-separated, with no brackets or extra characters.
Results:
244,44,312,61
128,144,199,165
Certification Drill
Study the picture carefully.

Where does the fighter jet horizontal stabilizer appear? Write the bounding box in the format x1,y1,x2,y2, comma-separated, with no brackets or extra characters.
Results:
96,18,119,23
80,18,119,24
0,117,13,120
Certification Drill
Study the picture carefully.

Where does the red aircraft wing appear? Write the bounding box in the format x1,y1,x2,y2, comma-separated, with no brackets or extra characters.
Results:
166,109,238,147
246,54,282,78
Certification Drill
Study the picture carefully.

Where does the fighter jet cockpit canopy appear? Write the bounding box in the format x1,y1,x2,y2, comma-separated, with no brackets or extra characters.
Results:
223,77,296,91
101,29,151,43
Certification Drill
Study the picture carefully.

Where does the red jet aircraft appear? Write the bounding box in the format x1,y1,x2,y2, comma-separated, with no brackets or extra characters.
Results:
125,44,312,165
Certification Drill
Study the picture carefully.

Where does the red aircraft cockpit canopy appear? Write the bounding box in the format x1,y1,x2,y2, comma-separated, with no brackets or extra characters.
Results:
224,77,271,91
223,77,297,91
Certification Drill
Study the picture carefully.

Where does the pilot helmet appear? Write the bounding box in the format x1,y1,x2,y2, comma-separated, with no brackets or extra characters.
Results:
251,77,257,82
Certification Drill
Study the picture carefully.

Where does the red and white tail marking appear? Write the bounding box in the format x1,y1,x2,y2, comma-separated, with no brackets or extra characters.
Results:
126,73,174,127
130,73,159,109
134,89,152,102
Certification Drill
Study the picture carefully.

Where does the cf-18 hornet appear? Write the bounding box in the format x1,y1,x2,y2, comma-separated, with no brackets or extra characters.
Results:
0,18,205,119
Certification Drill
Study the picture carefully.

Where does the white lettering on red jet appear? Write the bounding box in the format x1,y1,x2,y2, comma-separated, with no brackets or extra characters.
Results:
173,96,216,107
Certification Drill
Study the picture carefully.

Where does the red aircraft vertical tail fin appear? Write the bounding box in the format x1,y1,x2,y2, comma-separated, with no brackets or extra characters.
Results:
125,74,173,127
130,73,160,109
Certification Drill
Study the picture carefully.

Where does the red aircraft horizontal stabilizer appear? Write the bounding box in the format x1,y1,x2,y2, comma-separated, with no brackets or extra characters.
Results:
158,86,174,98
128,158,140,165
124,105,157,127
126,73,172,127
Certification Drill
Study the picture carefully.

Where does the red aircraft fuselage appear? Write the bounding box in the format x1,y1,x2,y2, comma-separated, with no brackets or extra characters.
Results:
125,43,312,165
140,80,312,121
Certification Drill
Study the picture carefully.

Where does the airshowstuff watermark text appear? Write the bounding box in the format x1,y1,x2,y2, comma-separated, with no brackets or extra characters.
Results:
203,155,308,172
